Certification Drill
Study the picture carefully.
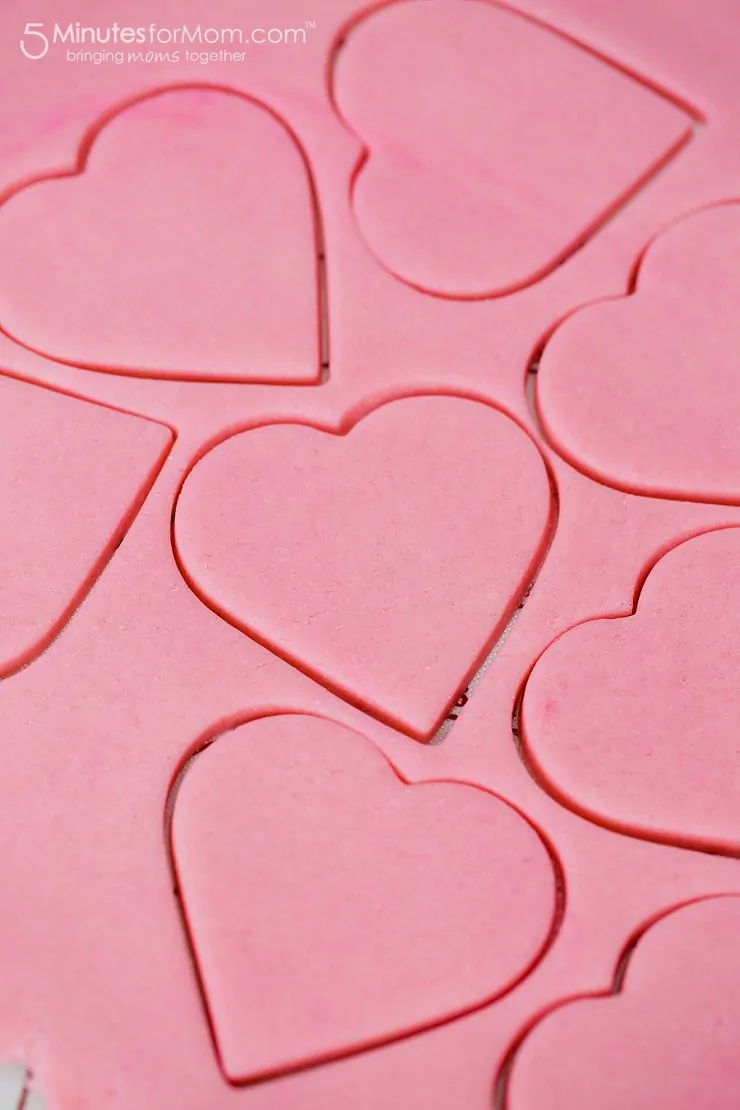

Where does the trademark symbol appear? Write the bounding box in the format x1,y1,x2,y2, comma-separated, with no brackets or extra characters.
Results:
305,20,316,29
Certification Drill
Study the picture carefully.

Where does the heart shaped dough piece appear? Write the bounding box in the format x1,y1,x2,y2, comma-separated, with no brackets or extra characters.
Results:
538,203,740,501
508,897,740,1110
334,0,691,296
0,87,321,381
171,714,556,1081
522,526,740,854
174,394,552,738
0,372,171,676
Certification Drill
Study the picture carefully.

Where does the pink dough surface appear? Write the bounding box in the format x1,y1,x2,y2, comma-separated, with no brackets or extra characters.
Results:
0,2,739,1109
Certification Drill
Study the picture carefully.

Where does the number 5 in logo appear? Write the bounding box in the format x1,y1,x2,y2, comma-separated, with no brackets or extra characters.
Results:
20,22,49,59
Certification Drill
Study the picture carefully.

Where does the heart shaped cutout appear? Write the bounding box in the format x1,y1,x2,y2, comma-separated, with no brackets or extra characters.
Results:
171,714,557,1082
173,394,552,738
332,0,691,297
507,897,740,1110
0,87,322,382
522,526,740,855
0,372,172,676
537,203,740,502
